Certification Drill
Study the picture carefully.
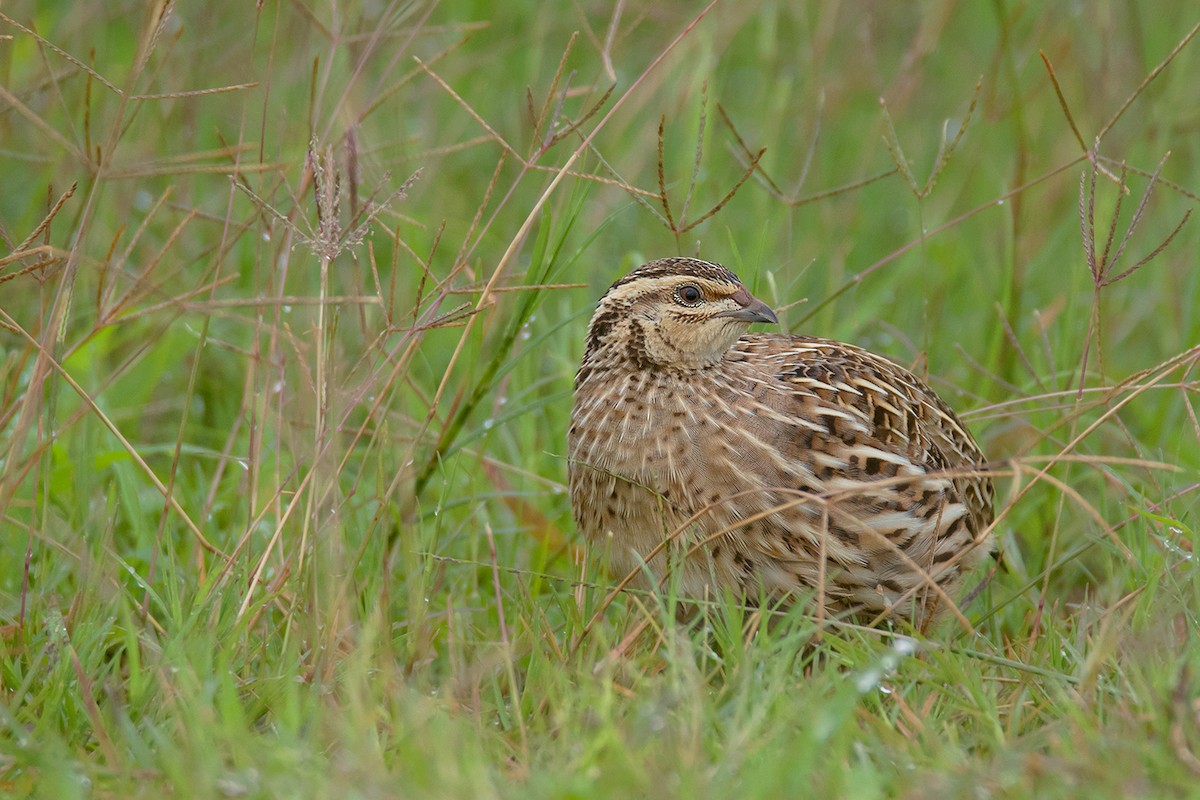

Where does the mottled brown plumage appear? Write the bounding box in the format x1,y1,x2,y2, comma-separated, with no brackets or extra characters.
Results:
567,257,995,627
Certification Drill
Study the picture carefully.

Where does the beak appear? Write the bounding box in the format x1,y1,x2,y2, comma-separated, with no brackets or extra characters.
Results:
718,288,779,325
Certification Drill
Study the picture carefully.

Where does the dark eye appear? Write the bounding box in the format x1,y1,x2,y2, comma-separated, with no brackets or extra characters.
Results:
678,284,703,305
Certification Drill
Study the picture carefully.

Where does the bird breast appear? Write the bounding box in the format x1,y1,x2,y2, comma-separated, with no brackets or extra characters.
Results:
568,358,784,535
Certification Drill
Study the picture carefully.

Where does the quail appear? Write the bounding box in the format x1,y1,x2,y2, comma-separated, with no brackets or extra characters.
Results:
567,257,995,626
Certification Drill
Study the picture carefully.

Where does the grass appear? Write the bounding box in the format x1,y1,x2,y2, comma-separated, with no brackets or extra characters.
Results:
1,1,1199,797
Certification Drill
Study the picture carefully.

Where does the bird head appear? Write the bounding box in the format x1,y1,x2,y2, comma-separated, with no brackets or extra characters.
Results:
583,257,778,372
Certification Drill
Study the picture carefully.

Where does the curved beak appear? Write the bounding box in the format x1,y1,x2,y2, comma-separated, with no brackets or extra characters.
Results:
718,288,778,325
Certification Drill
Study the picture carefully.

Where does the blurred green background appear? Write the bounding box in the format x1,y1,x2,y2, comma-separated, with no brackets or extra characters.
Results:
1,2,1198,797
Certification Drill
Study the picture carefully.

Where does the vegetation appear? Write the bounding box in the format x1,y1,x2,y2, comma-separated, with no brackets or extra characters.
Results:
1,2,1198,797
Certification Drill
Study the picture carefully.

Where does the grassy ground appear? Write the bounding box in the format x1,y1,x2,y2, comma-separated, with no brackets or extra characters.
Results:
1,1,1199,797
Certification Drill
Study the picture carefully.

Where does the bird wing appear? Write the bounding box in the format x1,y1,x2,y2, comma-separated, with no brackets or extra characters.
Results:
730,334,995,575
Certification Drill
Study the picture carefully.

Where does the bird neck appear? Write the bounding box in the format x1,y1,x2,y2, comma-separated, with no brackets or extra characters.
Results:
575,341,730,391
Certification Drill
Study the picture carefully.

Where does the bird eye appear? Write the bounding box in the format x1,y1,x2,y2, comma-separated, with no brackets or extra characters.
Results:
677,284,703,305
